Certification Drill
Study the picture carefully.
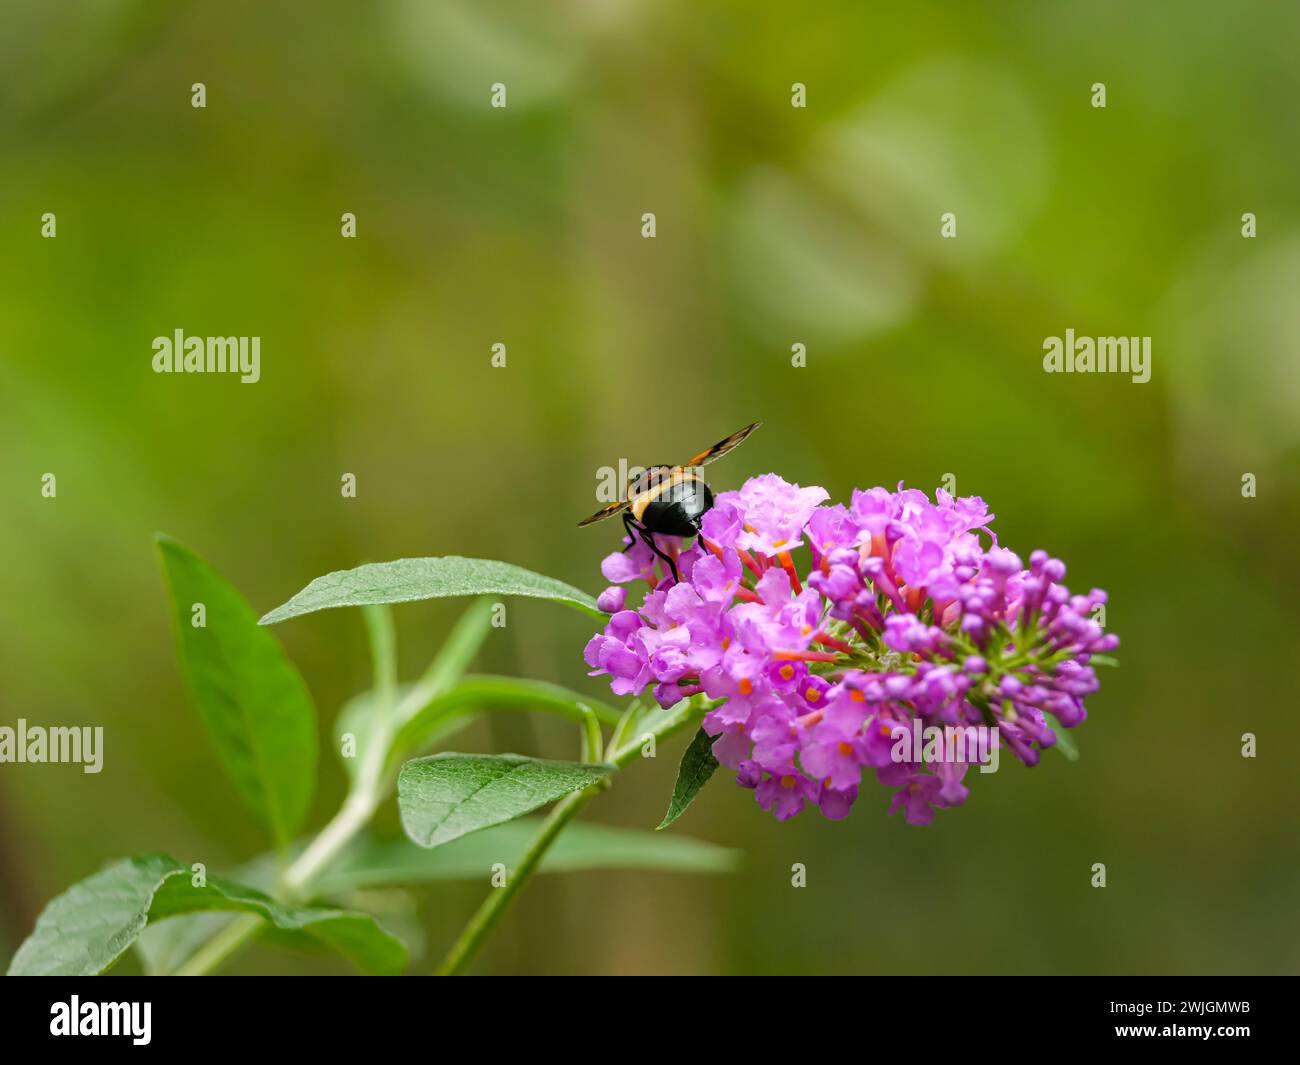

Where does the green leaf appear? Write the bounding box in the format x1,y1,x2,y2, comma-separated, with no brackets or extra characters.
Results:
137,910,233,975
657,727,720,830
157,536,318,847
314,820,740,894
415,596,498,693
9,855,176,976
8,855,406,976
390,675,622,767
1088,654,1120,668
609,694,718,767
1050,723,1081,762
259,556,601,625
336,685,479,782
398,753,612,849
148,876,406,976
336,675,619,784
335,599,496,780
135,850,281,975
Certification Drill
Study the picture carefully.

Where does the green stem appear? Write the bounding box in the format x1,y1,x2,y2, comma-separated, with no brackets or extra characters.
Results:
174,601,497,975
607,698,642,755
435,785,598,976
280,607,399,898
178,608,682,977
364,603,398,713
433,696,714,976
173,913,265,977
577,704,603,762
280,790,378,897
609,697,715,766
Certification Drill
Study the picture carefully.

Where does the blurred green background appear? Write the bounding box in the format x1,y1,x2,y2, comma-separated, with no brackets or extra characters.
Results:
2,0,1298,975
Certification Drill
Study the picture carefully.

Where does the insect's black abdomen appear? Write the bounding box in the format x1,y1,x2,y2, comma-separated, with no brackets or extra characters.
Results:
641,479,714,537
682,479,714,525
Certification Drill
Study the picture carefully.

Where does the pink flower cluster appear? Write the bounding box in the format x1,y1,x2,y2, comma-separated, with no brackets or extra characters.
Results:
583,477,1118,825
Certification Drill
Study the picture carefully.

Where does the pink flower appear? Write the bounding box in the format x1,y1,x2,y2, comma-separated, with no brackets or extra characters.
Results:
584,478,1118,827
716,474,828,557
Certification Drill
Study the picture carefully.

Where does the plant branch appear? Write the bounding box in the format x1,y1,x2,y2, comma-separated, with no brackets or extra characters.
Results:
434,695,715,976
173,914,265,977
280,606,400,898
577,704,603,762
175,602,674,976
434,785,598,976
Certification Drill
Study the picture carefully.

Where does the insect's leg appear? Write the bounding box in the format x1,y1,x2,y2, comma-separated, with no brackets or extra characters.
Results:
621,510,637,552
636,523,680,584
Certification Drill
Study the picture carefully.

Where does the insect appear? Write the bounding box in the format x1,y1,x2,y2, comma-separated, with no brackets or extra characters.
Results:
578,421,761,583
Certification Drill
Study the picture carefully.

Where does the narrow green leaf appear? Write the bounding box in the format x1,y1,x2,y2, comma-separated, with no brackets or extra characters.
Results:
157,536,318,846
334,599,496,780
398,753,611,849
259,556,601,625
416,596,497,694
336,674,618,783
314,820,740,894
335,688,384,781
608,696,651,754
657,727,720,830
335,685,479,782
9,856,406,976
1050,723,1081,762
610,694,719,767
390,675,622,767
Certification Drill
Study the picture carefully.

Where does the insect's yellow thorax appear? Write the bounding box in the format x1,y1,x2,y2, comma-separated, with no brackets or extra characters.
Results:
629,466,702,521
